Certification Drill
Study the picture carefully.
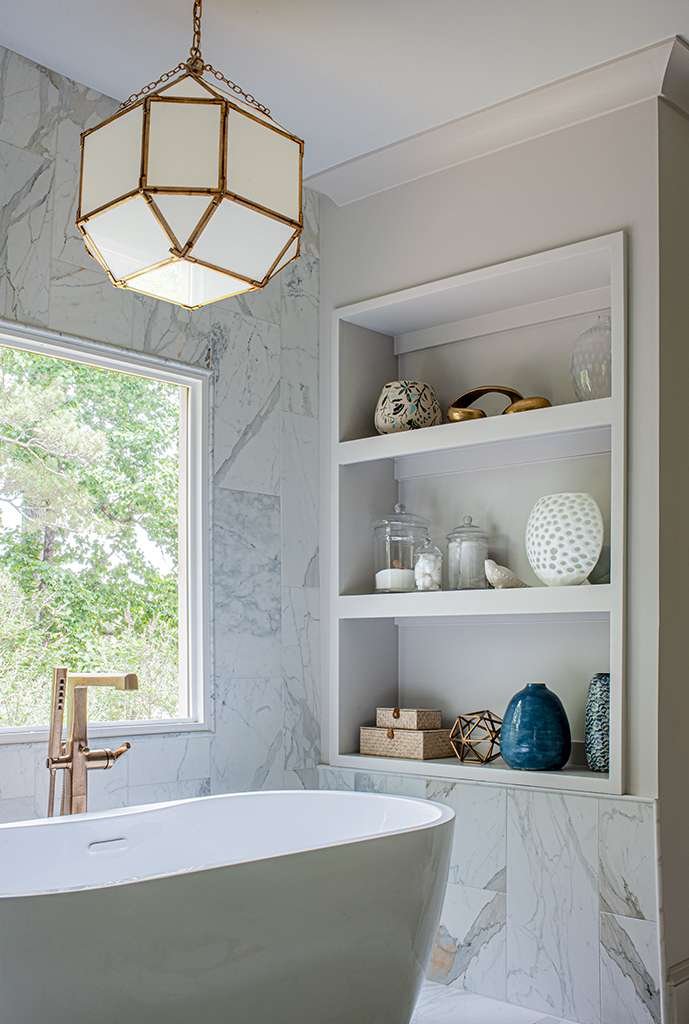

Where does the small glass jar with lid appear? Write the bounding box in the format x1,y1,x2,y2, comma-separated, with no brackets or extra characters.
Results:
414,538,443,592
447,515,489,590
373,503,429,592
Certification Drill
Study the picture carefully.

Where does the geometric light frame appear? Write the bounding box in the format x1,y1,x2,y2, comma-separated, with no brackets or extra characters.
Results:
76,5,303,311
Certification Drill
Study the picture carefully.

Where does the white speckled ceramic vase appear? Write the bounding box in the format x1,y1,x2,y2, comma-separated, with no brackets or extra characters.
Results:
525,492,604,587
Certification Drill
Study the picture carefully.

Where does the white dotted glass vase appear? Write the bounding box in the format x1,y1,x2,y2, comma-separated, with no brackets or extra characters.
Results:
525,492,604,587
570,315,611,401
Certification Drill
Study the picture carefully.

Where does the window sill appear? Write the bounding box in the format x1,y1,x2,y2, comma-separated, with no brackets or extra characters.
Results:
0,718,211,747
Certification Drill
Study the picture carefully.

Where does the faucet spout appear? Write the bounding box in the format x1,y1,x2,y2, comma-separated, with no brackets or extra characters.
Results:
46,668,136,817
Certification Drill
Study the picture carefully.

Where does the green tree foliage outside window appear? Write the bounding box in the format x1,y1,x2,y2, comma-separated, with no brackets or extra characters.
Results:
0,345,183,728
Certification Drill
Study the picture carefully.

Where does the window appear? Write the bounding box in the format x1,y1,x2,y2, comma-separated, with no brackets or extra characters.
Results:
0,325,209,741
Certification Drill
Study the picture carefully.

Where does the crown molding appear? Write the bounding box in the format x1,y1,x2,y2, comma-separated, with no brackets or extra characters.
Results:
306,36,689,206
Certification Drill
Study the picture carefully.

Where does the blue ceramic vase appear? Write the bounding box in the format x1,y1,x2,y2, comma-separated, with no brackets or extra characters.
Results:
585,673,610,772
501,682,571,771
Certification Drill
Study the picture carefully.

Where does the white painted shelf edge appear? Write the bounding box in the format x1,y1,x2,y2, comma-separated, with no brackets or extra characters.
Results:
338,397,613,464
334,753,611,794
338,584,612,619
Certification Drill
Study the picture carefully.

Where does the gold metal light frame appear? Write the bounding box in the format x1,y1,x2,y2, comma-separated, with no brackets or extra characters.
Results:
76,0,304,310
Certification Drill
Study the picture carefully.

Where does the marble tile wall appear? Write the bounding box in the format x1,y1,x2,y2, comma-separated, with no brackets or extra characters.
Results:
0,44,320,817
318,766,662,1024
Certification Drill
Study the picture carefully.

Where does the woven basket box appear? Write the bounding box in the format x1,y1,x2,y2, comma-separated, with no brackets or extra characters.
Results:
360,725,453,760
376,707,442,730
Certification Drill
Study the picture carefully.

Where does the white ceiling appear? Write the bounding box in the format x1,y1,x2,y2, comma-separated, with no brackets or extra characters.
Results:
2,0,688,177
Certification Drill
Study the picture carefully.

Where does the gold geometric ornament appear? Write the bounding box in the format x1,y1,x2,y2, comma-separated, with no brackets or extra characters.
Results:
449,710,502,764
76,0,303,310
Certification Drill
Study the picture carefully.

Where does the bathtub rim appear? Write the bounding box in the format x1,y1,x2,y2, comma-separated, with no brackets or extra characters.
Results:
0,789,454,898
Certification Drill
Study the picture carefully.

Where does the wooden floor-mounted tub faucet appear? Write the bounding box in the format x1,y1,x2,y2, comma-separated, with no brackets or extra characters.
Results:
46,667,138,816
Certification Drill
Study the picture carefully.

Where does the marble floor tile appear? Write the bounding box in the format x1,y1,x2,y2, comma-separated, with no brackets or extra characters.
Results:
427,779,506,891
428,886,506,1000
412,980,573,1024
600,913,661,1024
599,799,656,920
506,789,599,1024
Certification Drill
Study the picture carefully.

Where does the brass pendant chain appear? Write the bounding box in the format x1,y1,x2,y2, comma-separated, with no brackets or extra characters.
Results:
119,0,271,117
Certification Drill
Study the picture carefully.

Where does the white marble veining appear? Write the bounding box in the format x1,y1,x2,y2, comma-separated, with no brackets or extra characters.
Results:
213,488,281,673
212,309,281,496
281,410,319,587
429,886,507,1000
280,255,319,418
599,800,656,920
130,296,211,364
506,790,600,1024
427,780,506,891
317,771,659,1024
0,743,36,801
600,913,661,1024
211,677,285,793
412,980,572,1024
49,257,134,345
0,41,321,820
0,138,52,325
282,586,320,776
127,733,211,789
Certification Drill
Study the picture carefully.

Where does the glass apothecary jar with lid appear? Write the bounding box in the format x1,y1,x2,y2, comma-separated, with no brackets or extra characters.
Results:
373,503,429,592
447,515,489,590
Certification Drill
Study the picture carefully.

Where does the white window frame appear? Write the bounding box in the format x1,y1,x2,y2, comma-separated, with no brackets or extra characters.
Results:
0,318,212,745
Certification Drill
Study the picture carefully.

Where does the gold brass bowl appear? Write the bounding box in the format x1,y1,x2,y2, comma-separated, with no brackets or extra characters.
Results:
447,386,551,422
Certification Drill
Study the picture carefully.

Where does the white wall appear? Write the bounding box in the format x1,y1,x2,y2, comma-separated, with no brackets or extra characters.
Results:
320,100,661,798
658,97,689,977
0,44,320,819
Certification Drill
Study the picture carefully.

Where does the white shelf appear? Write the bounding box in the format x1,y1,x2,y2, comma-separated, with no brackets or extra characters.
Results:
334,753,612,794
328,233,626,795
338,584,612,620
338,397,613,468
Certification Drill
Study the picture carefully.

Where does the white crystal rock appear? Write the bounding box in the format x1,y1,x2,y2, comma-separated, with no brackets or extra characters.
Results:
484,559,527,589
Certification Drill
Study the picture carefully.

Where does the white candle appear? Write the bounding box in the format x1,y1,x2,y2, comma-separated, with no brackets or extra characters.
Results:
375,568,415,592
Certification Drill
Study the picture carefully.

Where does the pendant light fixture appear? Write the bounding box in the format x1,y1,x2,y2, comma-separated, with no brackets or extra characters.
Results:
76,0,303,310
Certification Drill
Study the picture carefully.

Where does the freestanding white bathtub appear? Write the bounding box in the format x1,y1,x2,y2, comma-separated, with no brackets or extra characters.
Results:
0,790,453,1024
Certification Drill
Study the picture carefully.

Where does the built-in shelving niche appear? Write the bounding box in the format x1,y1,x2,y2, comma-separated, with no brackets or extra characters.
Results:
326,232,626,794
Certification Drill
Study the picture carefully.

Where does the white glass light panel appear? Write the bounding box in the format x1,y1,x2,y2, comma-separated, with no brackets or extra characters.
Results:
84,195,172,280
147,100,222,189
227,109,300,221
271,237,299,276
152,194,214,249
126,258,252,308
191,199,294,282
80,105,143,216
